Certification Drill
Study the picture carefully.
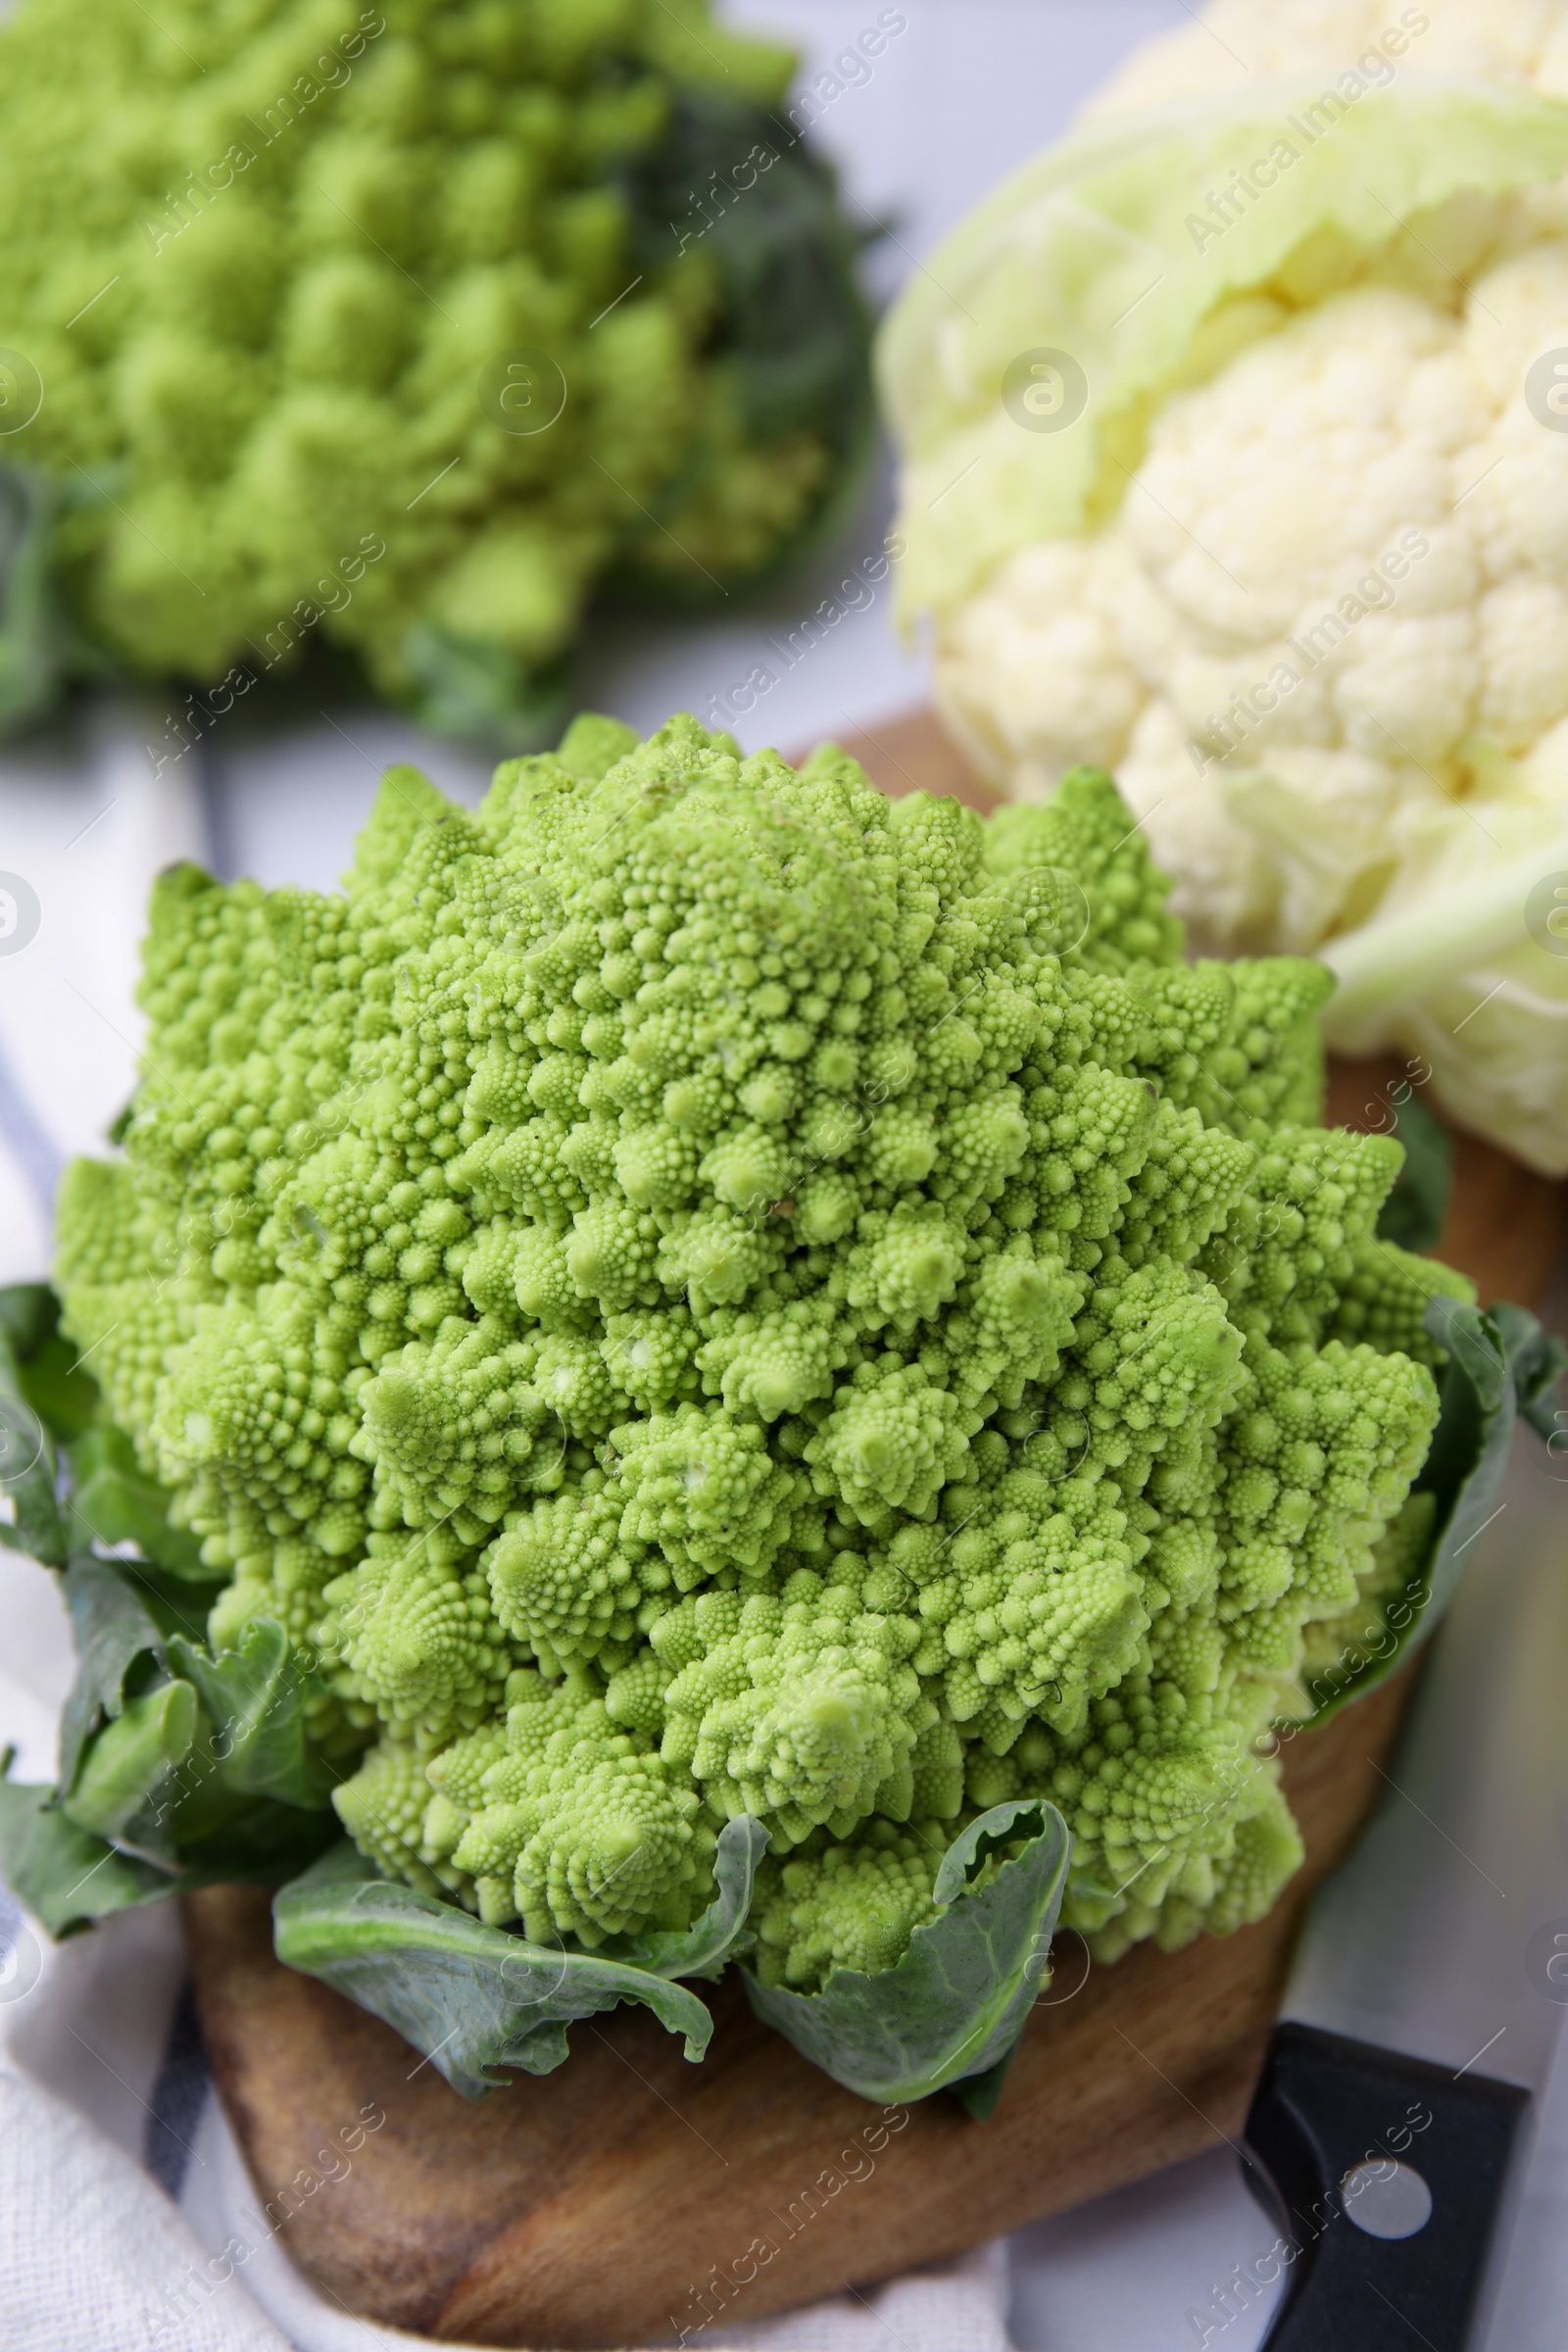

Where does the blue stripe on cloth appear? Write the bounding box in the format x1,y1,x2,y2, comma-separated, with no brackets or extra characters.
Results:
144,1976,211,2199
0,1026,63,1217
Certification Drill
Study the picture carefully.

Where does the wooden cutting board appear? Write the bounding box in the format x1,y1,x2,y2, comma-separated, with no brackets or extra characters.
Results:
182,709,1568,2349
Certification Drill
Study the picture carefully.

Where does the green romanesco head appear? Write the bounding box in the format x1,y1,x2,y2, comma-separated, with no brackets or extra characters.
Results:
54,724,1456,1976
0,0,868,741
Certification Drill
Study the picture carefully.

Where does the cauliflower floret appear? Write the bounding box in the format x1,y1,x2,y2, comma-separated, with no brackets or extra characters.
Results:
936,538,1149,779
1084,0,1568,119
937,282,1514,953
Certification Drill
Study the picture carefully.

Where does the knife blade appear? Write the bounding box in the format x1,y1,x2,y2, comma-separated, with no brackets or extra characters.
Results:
1242,1441,1568,2352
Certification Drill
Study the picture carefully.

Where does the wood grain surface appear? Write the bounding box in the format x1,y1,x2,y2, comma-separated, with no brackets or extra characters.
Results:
183,1669,1414,2349
183,707,1568,2348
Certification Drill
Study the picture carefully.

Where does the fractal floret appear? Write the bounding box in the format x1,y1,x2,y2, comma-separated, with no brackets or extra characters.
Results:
0,0,867,743
54,713,1471,1986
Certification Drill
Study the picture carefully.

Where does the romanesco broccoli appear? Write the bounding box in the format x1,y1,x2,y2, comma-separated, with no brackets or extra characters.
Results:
0,0,869,743
54,717,1473,1984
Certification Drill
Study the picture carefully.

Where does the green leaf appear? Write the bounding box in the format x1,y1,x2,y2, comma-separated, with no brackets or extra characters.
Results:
122,1565,228,1649
603,1814,768,1981
66,1424,207,1579
272,1842,718,2101
0,1752,340,1937
613,90,874,600
61,1679,197,1843
19,1334,102,1445
167,1795,341,1890
949,2036,1022,2123
0,1282,58,1364
0,1281,103,1443
398,624,569,755
57,1559,167,1793
0,1759,175,1936
1490,1300,1568,1445
0,466,70,738
623,95,869,449
742,1800,1071,2107
1375,1092,1453,1254
56,1560,333,1884
169,1619,334,1810
1298,1297,1539,1724
0,1320,63,1569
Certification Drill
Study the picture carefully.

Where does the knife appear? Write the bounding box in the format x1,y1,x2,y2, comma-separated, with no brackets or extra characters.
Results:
1242,1443,1568,2352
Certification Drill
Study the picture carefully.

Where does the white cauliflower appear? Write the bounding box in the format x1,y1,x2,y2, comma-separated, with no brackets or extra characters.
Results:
941,260,1568,944
883,41,1568,1170
1086,0,1568,119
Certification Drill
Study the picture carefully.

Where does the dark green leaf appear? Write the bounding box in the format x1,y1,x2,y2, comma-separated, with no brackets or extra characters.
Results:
613,91,874,600
170,1619,334,1810
1374,1091,1453,1253
950,2036,1021,2122
1490,1299,1568,1445
621,95,868,448
122,1565,228,1648
604,1815,768,1980
167,1795,341,1889
19,1333,102,1444
58,1559,333,1880
742,1800,1071,2106
66,1424,207,1579
0,1284,100,1448
273,1842,717,2099
0,1282,57,1364
1298,1297,1538,1724
0,1761,174,1936
0,467,70,738
57,1559,167,1793
399,625,569,755
0,1752,340,1936
0,1322,63,1568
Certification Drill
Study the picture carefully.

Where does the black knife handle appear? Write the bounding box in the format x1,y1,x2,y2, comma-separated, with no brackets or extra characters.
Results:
1241,2023,1530,2351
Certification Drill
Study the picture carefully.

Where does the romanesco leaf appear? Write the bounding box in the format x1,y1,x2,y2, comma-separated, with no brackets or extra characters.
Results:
607,1814,768,1981
169,1620,334,1812
57,1559,165,1795
1490,1301,1568,1446
742,1800,1070,2108
0,1758,173,1936
0,1283,64,1567
1296,1297,1539,1724
1375,1093,1453,1255
66,1425,207,1581
273,1841,717,2101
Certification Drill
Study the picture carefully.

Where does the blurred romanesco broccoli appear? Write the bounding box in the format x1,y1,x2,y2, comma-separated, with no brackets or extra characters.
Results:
53,716,1472,1986
0,0,869,743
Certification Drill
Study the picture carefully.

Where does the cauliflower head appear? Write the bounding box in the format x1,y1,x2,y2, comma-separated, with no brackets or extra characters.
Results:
54,715,1460,1981
0,0,868,742
1085,0,1568,119
881,48,1568,1170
